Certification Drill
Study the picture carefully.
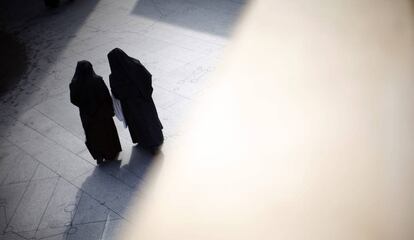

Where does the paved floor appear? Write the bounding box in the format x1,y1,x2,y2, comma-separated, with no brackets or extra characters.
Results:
0,0,246,239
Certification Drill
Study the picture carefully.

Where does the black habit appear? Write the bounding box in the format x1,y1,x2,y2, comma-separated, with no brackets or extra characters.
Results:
70,60,122,163
108,48,163,148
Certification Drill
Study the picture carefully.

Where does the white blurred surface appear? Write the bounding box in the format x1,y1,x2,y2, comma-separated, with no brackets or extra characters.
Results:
121,0,414,239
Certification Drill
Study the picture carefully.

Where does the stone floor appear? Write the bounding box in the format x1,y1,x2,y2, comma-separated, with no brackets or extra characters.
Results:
0,0,246,239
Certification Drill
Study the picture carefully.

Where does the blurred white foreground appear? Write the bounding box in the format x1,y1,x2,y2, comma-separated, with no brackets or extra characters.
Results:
121,1,414,239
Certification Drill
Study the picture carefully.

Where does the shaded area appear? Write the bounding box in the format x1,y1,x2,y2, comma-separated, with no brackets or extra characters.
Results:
0,0,105,239
0,0,101,118
0,31,27,95
0,0,243,239
65,146,162,239
132,0,248,37
0,143,162,240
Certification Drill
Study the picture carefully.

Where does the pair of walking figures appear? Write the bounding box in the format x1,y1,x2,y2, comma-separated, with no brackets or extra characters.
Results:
70,48,164,165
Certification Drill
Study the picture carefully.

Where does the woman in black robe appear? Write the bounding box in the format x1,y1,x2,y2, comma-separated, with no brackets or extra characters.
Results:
107,48,163,149
70,60,122,164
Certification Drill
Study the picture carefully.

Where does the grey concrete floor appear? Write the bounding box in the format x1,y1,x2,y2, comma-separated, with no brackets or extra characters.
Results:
0,0,246,239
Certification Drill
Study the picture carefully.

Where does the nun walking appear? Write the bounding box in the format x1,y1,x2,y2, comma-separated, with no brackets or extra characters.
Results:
70,60,122,164
108,48,164,149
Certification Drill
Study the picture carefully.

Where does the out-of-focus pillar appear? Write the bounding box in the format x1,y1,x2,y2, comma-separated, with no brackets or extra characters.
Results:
121,0,414,239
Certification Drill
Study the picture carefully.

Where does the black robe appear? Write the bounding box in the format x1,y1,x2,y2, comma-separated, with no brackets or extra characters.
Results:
70,60,122,161
108,48,163,148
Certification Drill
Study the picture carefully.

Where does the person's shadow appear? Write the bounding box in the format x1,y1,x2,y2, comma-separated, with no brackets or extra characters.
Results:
122,145,162,183
65,145,163,239
100,145,163,189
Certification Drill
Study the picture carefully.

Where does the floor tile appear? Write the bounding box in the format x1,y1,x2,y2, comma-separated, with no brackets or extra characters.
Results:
67,221,106,240
38,178,81,230
0,183,28,230
0,0,244,238
8,177,59,232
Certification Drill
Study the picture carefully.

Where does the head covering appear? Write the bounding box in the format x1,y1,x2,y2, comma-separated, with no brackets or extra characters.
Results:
107,48,133,82
70,60,100,115
72,60,96,84
108,48,153,99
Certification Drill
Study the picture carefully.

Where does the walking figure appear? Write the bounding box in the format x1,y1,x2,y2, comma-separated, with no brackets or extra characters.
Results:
70,60,122,164
108,48,164,149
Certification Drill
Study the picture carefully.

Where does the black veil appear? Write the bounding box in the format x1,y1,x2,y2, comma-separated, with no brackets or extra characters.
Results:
70,60,101,115
108,48,153,99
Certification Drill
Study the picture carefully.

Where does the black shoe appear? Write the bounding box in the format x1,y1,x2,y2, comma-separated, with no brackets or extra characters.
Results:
96,158,104,165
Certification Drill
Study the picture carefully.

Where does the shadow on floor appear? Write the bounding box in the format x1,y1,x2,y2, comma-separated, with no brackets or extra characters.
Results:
131,0,248,37
0,31,27,95
65,146,163,239
0,0,101,120
0,0,102,239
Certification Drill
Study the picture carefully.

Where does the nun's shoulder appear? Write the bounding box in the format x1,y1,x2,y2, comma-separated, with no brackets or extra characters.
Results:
95,76,107,85
131,58,143,66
